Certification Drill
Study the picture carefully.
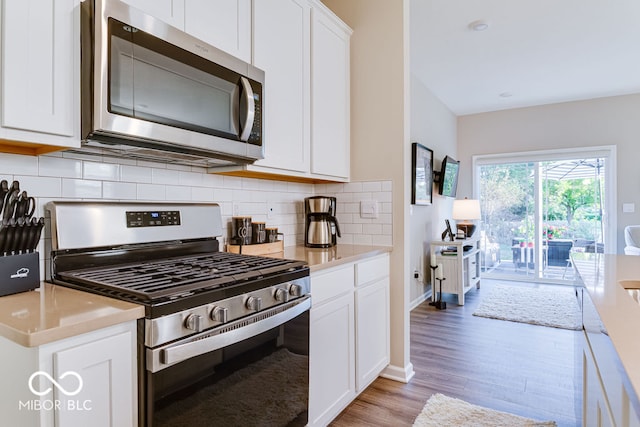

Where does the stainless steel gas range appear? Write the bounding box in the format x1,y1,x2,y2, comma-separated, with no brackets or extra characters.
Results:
45,201,310,427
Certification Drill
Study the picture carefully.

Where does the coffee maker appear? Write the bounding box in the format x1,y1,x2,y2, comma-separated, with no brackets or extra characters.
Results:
304,196,341,248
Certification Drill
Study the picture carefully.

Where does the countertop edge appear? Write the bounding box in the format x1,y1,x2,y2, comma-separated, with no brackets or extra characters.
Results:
574,253,640,409
0,283,145,348
282,244,392,273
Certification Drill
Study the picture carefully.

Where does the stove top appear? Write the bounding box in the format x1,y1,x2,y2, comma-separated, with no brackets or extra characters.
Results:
45,202,310,319
57,251,307,303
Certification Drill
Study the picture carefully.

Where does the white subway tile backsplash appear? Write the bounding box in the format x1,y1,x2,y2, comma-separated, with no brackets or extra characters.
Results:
178,171,204,187
361,181,382,192
137,183,166,200
62,178,102,198
15,176,62,197
83,161,120,181
166,185,192,201
39,156,82,178
121,165,152,183
103,181,137,200
362,223,383,235
343,182,363,193
0,152,392,250
192,187,215,201
0,153,38,175
151,168,180,185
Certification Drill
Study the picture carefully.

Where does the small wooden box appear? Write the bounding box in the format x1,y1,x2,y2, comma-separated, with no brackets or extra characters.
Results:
226,239,284,255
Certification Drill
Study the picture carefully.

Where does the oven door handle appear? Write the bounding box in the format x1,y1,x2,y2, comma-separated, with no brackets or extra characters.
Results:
147,296,310,372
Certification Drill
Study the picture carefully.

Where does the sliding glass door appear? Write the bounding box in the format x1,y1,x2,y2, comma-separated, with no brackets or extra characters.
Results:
475,148,614,283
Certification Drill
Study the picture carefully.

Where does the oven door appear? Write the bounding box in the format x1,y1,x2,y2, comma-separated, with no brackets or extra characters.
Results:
143,297,310,427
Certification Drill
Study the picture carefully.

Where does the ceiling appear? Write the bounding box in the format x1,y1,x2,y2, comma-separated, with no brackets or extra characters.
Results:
410,0,640,116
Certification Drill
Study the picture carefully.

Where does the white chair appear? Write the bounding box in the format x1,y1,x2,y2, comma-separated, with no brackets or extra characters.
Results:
624,226,640,255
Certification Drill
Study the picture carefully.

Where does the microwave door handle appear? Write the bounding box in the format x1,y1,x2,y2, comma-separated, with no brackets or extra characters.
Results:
239,77,255,142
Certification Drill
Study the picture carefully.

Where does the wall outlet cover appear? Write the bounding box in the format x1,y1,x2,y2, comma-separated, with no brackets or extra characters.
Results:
360,200,379,219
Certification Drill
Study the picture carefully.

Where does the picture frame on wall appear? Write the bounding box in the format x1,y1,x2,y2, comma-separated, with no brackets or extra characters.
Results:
411,142,434,205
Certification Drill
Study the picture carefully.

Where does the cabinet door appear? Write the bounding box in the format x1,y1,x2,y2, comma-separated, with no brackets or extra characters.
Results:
310,5,350,180
53,330,136,427
583,345,615,427
1,0,78,143
120,0,185,29
355,277,389,391
253,0,310,173
309,292,355,426
184,0,251,63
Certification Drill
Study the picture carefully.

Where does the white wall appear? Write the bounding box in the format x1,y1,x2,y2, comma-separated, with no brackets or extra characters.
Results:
409,75,457,306
458,93,640,253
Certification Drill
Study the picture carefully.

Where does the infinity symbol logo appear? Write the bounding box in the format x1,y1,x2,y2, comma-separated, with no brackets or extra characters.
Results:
28,371,83,397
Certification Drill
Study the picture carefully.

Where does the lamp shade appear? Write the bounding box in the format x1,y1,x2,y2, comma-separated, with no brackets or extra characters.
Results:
452,199,481,220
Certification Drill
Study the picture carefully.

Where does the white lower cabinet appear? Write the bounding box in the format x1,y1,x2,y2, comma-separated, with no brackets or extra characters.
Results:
0,321,138,427
583,342,615,427
581,288,640,427
309,253,390,426
355,276,390,391
309,289,355,426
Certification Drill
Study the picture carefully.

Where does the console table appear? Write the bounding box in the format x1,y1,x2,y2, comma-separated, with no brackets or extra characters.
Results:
431,235,481,305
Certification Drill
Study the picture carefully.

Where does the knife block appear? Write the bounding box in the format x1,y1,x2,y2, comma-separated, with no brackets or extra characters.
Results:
0,252,39,296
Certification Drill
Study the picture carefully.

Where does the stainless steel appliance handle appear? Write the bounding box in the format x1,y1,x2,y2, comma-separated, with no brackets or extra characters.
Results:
239,77,255,142
148,296,310,372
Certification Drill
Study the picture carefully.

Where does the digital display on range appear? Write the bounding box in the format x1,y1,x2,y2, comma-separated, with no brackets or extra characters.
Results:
126,211,181,227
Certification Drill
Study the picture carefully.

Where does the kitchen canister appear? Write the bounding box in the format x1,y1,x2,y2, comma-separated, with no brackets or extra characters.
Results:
252,222,266,244
265,227,280,243
231,217,252,245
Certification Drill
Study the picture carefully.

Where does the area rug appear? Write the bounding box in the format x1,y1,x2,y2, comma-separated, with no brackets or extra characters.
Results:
413,393,557,427
473,284,581,330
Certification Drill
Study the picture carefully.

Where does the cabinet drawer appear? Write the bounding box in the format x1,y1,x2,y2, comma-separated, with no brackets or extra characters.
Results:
311,265,355,305
356,255,389,287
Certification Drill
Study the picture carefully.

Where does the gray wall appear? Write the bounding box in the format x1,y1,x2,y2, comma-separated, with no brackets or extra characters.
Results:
458,93,640,253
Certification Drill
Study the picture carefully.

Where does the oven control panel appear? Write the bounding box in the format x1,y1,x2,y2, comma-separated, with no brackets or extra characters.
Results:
126,210,181,227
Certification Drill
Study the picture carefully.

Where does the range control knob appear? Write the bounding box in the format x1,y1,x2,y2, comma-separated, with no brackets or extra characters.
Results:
289,283,303,297
274,288,289,303
210,306,228,323
184,314,203,332
246,296,262,311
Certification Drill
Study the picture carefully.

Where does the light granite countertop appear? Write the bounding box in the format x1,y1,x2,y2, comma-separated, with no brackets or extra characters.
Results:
573,253,640,401
281,244,391,272
0,283,144,347
0,244,389,348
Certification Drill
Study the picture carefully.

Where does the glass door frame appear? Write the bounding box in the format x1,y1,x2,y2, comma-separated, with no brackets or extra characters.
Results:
472,146,617,283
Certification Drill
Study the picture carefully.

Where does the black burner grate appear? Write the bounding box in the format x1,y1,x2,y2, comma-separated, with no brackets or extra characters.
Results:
58,252,306,302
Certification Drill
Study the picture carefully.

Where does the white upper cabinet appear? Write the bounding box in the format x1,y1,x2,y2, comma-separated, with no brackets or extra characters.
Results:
252,0,311,173
119,0,186,29
213,0,351,182
185,0,251,63
310,5,351,180
0,0,80,152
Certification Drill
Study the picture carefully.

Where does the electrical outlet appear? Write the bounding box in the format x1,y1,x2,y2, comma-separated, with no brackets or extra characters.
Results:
232,203,240,216
414,270,419,279
267,203,275,220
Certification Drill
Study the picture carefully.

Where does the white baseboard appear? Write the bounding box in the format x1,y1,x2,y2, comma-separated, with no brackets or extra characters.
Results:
380,362,415,384
410,290,432,310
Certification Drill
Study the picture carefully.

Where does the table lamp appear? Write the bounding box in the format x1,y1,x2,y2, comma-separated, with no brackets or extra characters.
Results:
452,198,481,238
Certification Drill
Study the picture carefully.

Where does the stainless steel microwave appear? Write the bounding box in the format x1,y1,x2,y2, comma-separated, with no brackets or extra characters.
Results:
79,0,264,167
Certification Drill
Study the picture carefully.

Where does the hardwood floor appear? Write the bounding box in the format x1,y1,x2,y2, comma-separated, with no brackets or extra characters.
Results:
330,279,581,427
